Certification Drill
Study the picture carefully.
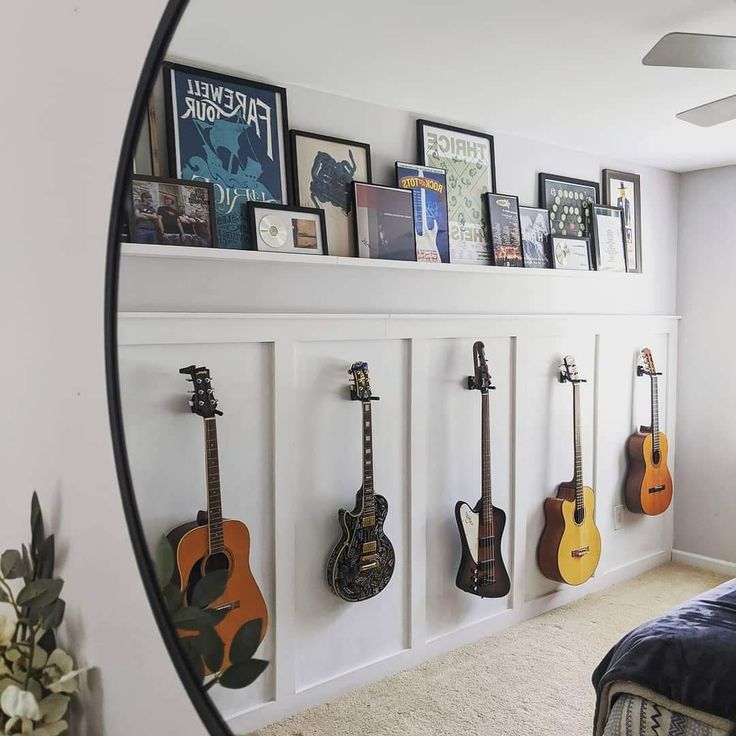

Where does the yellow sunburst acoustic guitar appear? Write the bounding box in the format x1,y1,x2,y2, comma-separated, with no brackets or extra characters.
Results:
538,356,602,586
624,348,673,515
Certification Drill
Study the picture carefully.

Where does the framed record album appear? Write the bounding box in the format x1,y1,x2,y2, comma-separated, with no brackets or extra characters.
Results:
591,204,627,272
519,206,551,268
246,202,327,255
395,162,450,263
538,173,599,241
291,130,372,258
485,193,524,267
163,63,291,250
353,183,416,261
417,119,496,266
603,169,641,273
551,236,591,271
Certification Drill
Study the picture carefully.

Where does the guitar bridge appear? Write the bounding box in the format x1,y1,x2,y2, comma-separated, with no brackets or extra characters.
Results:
571,547,590,558
648,485,666,494
210,601,240,613
360,553,378,570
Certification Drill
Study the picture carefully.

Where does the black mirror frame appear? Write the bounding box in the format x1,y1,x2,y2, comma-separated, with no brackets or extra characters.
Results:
104,2,232,734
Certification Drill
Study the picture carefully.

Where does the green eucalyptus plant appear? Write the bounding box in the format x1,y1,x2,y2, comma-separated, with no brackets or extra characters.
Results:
155,538,268,691
0,493,84,736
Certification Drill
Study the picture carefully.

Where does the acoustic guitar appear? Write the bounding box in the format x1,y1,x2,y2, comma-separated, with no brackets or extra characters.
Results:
326,362,395,602
624,348,673,515
454,342,511,598
538,356,602,586
168,365,267,672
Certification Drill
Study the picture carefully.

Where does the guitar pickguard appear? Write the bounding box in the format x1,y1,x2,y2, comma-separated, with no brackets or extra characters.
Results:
457,502,479,562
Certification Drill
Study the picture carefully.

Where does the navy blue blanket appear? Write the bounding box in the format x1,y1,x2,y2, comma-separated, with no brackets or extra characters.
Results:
593,577,736,723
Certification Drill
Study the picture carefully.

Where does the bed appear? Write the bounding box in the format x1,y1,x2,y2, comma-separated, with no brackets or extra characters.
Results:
593,577,736,736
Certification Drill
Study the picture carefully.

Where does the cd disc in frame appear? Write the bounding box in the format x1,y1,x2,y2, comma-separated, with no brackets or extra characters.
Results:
259,214,288,248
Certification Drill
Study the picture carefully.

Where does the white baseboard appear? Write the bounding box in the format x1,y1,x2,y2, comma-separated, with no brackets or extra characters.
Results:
672,549,736,577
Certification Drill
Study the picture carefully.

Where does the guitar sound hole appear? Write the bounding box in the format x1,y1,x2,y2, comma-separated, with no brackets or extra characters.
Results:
574,508,585,525
204,552,230,575
185,552,231,603
652,450,661,465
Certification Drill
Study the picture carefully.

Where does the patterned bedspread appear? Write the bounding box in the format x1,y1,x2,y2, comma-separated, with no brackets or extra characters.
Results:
604,694,730,736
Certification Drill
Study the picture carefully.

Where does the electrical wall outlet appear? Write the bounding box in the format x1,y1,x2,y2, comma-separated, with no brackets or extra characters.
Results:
614,505,625,530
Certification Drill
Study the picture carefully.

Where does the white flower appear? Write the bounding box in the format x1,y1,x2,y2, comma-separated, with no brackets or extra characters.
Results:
0,617,15,648
0,685,41,721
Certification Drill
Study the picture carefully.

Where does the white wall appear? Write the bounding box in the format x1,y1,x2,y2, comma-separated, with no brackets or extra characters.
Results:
0,3,208,735
675,166,736,566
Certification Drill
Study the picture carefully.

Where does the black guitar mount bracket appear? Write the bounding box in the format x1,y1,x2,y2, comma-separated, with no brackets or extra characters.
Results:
637,365,662,377
350,388,380,402
467,376,496,391
559,373,588,384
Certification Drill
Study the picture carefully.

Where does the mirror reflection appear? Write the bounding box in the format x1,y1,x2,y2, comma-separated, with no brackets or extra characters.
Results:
115,2,736,734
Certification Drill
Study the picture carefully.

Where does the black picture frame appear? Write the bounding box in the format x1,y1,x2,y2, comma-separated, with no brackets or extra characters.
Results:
550,235,592,271
417,119,496,265
163,62,291,250
129,174,218,247
602,169,642,273
352,182,417,262
538,173,600,252
519,206,552,269
485,192,524,267
290,130,372,258
246,201,328,256
590,204,627,273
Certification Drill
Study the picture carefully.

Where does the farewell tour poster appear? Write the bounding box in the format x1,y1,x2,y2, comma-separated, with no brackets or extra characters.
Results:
419,122,495,265
165,64,289,249
396,162,450,263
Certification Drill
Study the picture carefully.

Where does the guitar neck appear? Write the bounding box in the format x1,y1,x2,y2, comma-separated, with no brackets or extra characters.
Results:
203,417,225,554
572,382,584,517
361,401,375,521
480,392,493,523
651,375,660,452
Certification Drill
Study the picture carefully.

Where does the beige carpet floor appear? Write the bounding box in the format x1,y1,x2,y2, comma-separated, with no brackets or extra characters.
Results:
252,564,730,736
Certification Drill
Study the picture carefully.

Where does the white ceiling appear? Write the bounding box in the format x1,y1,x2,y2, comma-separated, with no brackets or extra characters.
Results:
169,0,736,172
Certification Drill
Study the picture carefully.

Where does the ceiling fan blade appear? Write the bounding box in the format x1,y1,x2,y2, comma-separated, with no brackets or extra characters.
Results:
677,94,736,127
643,32,736,69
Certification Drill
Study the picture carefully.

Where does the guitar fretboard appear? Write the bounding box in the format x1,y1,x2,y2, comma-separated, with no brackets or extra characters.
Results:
204,418,224,554
651,375,660,454
361,402,375,523
573,382,584,520
479,392,495,567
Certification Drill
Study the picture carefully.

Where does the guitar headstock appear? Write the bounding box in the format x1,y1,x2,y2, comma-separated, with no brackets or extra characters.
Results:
179,365,222,418
559,355,586,384
349,361,378,402
637,348,661,377
468,341,495,393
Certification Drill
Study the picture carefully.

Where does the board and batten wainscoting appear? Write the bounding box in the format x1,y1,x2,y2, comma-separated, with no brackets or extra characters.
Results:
118,306,677,733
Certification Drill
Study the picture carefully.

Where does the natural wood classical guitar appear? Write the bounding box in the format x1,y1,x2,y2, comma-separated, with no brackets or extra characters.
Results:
454,342,511,598
538,356,602,586
624,348,673,515
168,365,267,671
326,362,395,602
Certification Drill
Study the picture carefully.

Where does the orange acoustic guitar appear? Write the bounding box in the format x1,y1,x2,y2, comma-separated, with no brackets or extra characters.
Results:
624,348,673,516
167,365,267,672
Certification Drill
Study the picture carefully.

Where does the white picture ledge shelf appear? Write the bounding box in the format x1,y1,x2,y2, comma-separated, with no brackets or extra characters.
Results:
121,243,643,279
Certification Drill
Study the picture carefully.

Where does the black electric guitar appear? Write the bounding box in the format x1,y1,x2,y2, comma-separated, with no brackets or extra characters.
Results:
326,362,395,602
454,342,511,598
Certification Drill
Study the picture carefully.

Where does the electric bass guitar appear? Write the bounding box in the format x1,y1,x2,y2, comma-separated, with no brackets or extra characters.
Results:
624,348,673,515
167,365,268,671
454,342,511,598
538,356,602,586
326,362,395,602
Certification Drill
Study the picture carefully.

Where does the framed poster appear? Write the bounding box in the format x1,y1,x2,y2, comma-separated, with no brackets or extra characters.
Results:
395,162,449,263
246,202,327,256
551,236,591,271
538,173,599,242
291,130,372,258
129,175,217,247
603,169,641,273
417,119,496,265
353,183,416,261
591,204,627,272
519,206,551,268
163,63,290,250
485,193,524,267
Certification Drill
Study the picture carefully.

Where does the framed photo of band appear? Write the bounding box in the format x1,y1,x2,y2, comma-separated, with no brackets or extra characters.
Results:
602,169,642,273
163,63,291,250
590,204,627,272
246,201,328,255
291,130,372,257
485,193,524,267
538,173,599,241
519,206,552,268
551,236,591,271
417,119,496,266
353,183,416,261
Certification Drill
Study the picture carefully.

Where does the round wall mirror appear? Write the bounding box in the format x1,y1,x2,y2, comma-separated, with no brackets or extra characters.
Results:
107,2,736,735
